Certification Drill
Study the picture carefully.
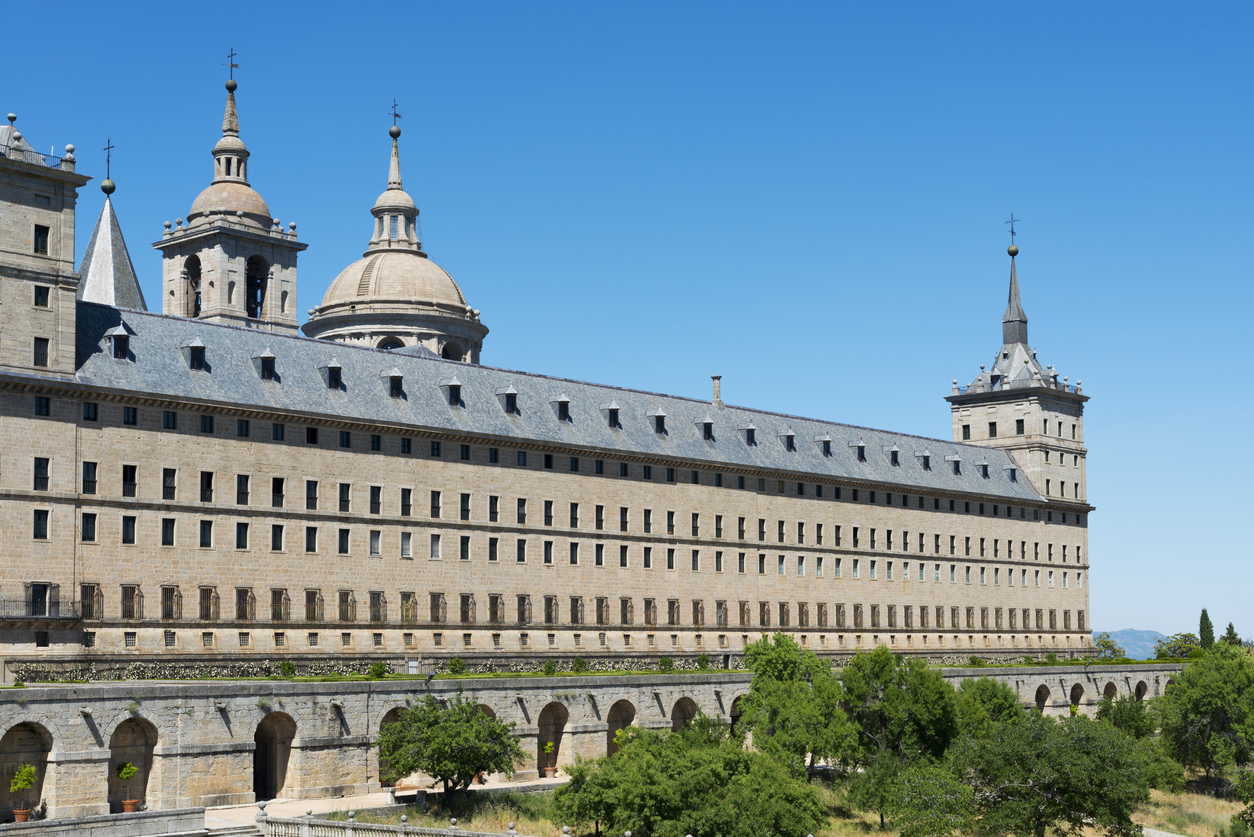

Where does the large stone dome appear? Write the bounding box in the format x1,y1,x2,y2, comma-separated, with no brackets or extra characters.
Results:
187,181,271,227
322,251,466,308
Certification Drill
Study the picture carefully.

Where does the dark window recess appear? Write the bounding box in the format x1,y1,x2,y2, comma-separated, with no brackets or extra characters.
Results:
557,401,570,422
327,367,341,389
339,431,351,448
33,225,49,255
122,465,137,497
272,478,285,507
35,397,50,416
112,335,129,359
163,469,176,500
199,472,214,502
83,461,98,494
237,419,250,437
83,402,98,421
33,458,49,491
306,427,318,444
189,346,205,370
33,338,49,368
505,393,518,414
390,376,403,397
260,357,275,380
448,384,460,405
34,286,50,307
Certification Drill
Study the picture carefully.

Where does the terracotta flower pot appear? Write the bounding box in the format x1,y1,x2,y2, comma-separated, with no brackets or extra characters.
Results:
123,799,140,813
13,809,30,823
543,767,557,778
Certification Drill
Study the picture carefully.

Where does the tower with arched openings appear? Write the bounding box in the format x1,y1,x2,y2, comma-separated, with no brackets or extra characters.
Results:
154,79,305,332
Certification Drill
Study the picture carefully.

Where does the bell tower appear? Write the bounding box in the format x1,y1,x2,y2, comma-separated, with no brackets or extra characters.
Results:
153,77,305,332
945,242,1089,505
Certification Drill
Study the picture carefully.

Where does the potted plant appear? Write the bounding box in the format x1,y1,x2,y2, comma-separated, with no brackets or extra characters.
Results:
542,742,557,778
117,762,140,813
10,763,37,822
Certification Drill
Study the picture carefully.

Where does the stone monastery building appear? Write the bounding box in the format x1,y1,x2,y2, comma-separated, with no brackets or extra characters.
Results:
0,81,1091,679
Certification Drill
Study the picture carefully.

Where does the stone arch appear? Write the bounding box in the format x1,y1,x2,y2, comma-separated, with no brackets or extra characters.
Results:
606,700,636,756
184,255,202,317
377,707,404,787
108,717,157,812
377,337,406,351
1070,683,1084,710
729,694,747,734
537,702,568,774
1034,684,1051,712
1103,682,1118,700
253,712,296,801
477,704,497,720
1135,680,1149,701
245,256,269,319
440,340,463,361
1,722,52,821
671,697,698,732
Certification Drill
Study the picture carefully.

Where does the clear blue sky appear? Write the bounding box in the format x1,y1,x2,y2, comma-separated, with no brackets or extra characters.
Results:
8,3,1250,638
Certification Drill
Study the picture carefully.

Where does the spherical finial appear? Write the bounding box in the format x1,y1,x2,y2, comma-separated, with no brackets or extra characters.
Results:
65,144,74,154
101,179,116,195
389,125,401,139
6,113,15,125
226,79,238,92
1008,244,1019,258
164,221,172,230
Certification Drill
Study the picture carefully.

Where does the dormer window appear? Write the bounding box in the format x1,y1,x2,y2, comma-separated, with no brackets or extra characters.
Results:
745,427,756,446
654,415,666,434
923,456,931,470
948,457,961,475
849,441,866,462
890,449,899,466
978,462,990,478
261,357,275,380
780,430,796,452
113,335,129,359
1008,468,1018,482
506,393,518,414
190,346,205,370
328,367,341,389
609,408,620,428
551,394,572,422
390,376,403,398
439,377,462,407
816,434,832,457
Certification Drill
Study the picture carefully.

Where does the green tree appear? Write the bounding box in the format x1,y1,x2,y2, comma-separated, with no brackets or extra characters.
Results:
1157,641,1254,796
553,717,822,837
9,763,37,810
1234,766,1254,828
740,633,857,775
1095,693,1155,740
950,712,1150,837
376,692,525,805
1154,632,1200,659
1202,609,1216,650
1224,623,1243,647
887,764,975,837
955,676,1025,740
1092,632,1126,661
840,647,958,828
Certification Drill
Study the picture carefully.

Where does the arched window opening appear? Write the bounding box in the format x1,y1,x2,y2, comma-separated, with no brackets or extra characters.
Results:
441,341,463,361
184,255,202,318
108,718,157,813
607,700,636,756
1034,684,1050,713
253,712,297,801
246,256,268,319
671,697,698,731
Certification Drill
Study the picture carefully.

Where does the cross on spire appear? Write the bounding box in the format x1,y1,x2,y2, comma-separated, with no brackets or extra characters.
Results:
1005,212,1020,245
223,48,240,80
103,137,115,179
389,100,402,125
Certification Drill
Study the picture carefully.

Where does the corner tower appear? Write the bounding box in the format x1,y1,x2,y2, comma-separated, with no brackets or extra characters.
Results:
945,243,1089,504
153,79,305,332
302,123,487,361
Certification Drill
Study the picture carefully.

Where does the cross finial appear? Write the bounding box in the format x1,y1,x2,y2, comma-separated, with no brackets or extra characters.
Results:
389,100,403,125
224,47,240,80
1005,213,1020,244
103,137,115,179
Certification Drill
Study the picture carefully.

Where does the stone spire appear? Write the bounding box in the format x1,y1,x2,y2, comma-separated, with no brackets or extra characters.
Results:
222,79,240,137
365,124,423,255
388,125,403,190
1002,244,1028,345
78,179,147,310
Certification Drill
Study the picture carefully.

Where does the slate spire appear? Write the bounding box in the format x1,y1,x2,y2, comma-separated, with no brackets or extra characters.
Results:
78,181,147,310
1002,244,1028,345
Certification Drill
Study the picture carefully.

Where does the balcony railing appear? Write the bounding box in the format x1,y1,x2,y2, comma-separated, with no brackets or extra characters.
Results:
3,145,69,170
0,600,80,620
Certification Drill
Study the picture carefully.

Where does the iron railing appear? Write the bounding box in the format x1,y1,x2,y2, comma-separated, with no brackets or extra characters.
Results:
4,146,67,169
0,600,80,620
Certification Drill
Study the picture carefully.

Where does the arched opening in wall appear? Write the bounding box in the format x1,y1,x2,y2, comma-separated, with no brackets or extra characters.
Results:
671,697,698,732
108,717,157,813
280,290,288,314
606,700,636,756
1135,681,1149,701
246,256,269,319
378,338,405,351
0,722,52,821
1103,682,1118,700
1069,683,1084,711
537,702,568,776
1034,685,1050,713
440,341,462,361
253,712,296,801
377,708,403,788
477,705,497,721
729,696,746,735
184,255,202,318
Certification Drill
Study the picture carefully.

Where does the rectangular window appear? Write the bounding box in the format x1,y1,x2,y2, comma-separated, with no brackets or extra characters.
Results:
200,471,214,502
370,530,381,556
272,422,285,440
163,411,178,430
271,524,284,551
271,477,285,508
81,512,97,542
431,535,444,560
83,402,99,421
199,520,213,547
33,224,50,255
401,438,411,454
237,474,249,505
119,514,138,544
620,545,629,567
237,419,250,437
371,434,381,451
489,537,498,562
338,529,350,554
306,427,319,445
34,397,50,416
200,415,214,434
339,483,351,512
517,498,527,524
461,493,471,521
33,457,50,491
123,406,137,425
33,338,49,368
370,486,382,514
489,447,499,463
461,536,470,561
431,491,441,518
162,518,175,546
401,488,412,516
401,532,412,558
517,539,527,563
570,503,579,527
305,480,318,510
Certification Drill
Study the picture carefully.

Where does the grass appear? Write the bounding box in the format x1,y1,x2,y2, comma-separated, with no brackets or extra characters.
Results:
328,792,557,835
1130,785,1245,837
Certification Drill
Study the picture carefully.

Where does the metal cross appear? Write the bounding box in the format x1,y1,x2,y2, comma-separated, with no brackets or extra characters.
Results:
1005,213,1020,244
224,48,240,80
103,137,115,179
389,100,403,125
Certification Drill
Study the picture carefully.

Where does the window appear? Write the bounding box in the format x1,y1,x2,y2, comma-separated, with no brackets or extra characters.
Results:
401,488,412,516
430,441,442,458
369,486,381,515
122,515,137,544
305,527,318,552
200,471,214,502
305,480,318,510
306,427,318,444
33,338,49,368
460,444,471,461
643,465,652,480
338,529,350,554
162,518,175,546
83,402,98,421
236,474,249,505
962,424,971,440
237,419,250,437
431,534,443,560
460,493,471,521
327,367,342,389
339,483,352,512
123,406,137,425
199,520,213,547
400,437,411,454
271,524,284,551
746,427,756,446
33,225,49,255
82,512,97,542
272,423,285,440
200,415,214,433
34,397,50,416
988,421,997,438
620,545,628,567
260,357,275,380
33,457,49,491
666,468,675,482
460,536,470,561
339,430,351,448
34,286,50,307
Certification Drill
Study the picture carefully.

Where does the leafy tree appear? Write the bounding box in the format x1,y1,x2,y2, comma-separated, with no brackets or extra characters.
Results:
1234,766,1254,828
840,647,958,827
1201,608,1216,650
1224,623,1243,647
367,661,388,679
377,692,525,805
552,716,821,837
955,676,1024,739
740,633,857,775
1135,736,1185,792
887,764,975,837
1154,632,1201,659
950,712,1150,837
9,763,37,810
1157,641,1254,796
1096,693,1155,740
1092,632,1126,661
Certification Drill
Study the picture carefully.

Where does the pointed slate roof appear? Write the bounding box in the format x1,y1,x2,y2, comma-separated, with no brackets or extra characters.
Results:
1001,254,1028,345
77,195,148,311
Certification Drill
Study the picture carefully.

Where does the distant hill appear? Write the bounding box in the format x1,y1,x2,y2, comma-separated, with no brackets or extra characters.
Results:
1095,629,1166,660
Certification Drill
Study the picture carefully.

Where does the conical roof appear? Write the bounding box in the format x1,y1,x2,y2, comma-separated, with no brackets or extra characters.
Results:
78,195,147,310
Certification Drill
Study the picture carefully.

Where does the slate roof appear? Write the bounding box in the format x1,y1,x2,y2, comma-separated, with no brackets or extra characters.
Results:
77,196,148,311
72,302,1043,502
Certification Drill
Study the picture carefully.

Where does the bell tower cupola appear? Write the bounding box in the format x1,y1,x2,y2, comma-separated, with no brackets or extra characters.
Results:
153,75,306,332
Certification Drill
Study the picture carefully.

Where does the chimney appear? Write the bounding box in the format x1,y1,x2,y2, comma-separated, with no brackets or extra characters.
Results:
711,375,723,410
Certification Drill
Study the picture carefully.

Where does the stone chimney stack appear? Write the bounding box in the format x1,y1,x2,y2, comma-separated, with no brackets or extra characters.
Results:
711,375,723,410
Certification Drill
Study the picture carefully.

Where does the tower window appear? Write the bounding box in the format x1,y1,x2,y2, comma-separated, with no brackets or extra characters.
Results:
245,256,268,319
33,225,49,255
33,338,49,368
962,424,971,440
389,215,399,239
988,422,997,438
34,287,49,307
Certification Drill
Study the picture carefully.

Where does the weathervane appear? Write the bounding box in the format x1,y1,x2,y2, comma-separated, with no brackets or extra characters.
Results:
103,136,114,179
1005,213,1020,245
223,47,240,80
389,100,403,125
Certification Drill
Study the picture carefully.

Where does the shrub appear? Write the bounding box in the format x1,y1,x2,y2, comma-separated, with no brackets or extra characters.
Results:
12,681,24,689
448,658,466,675
572,657,588,673
968,657,986,667
696,654,710,669
659,657,675,673
1045,653,1059,665
368,661,389,679
279,660,297,677
1187,648,1205,660
1022,656,1036,665
542,660,557,676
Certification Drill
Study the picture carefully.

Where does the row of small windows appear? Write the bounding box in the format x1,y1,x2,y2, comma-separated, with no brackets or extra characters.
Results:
75,582,1086,634
962,420,1079,440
